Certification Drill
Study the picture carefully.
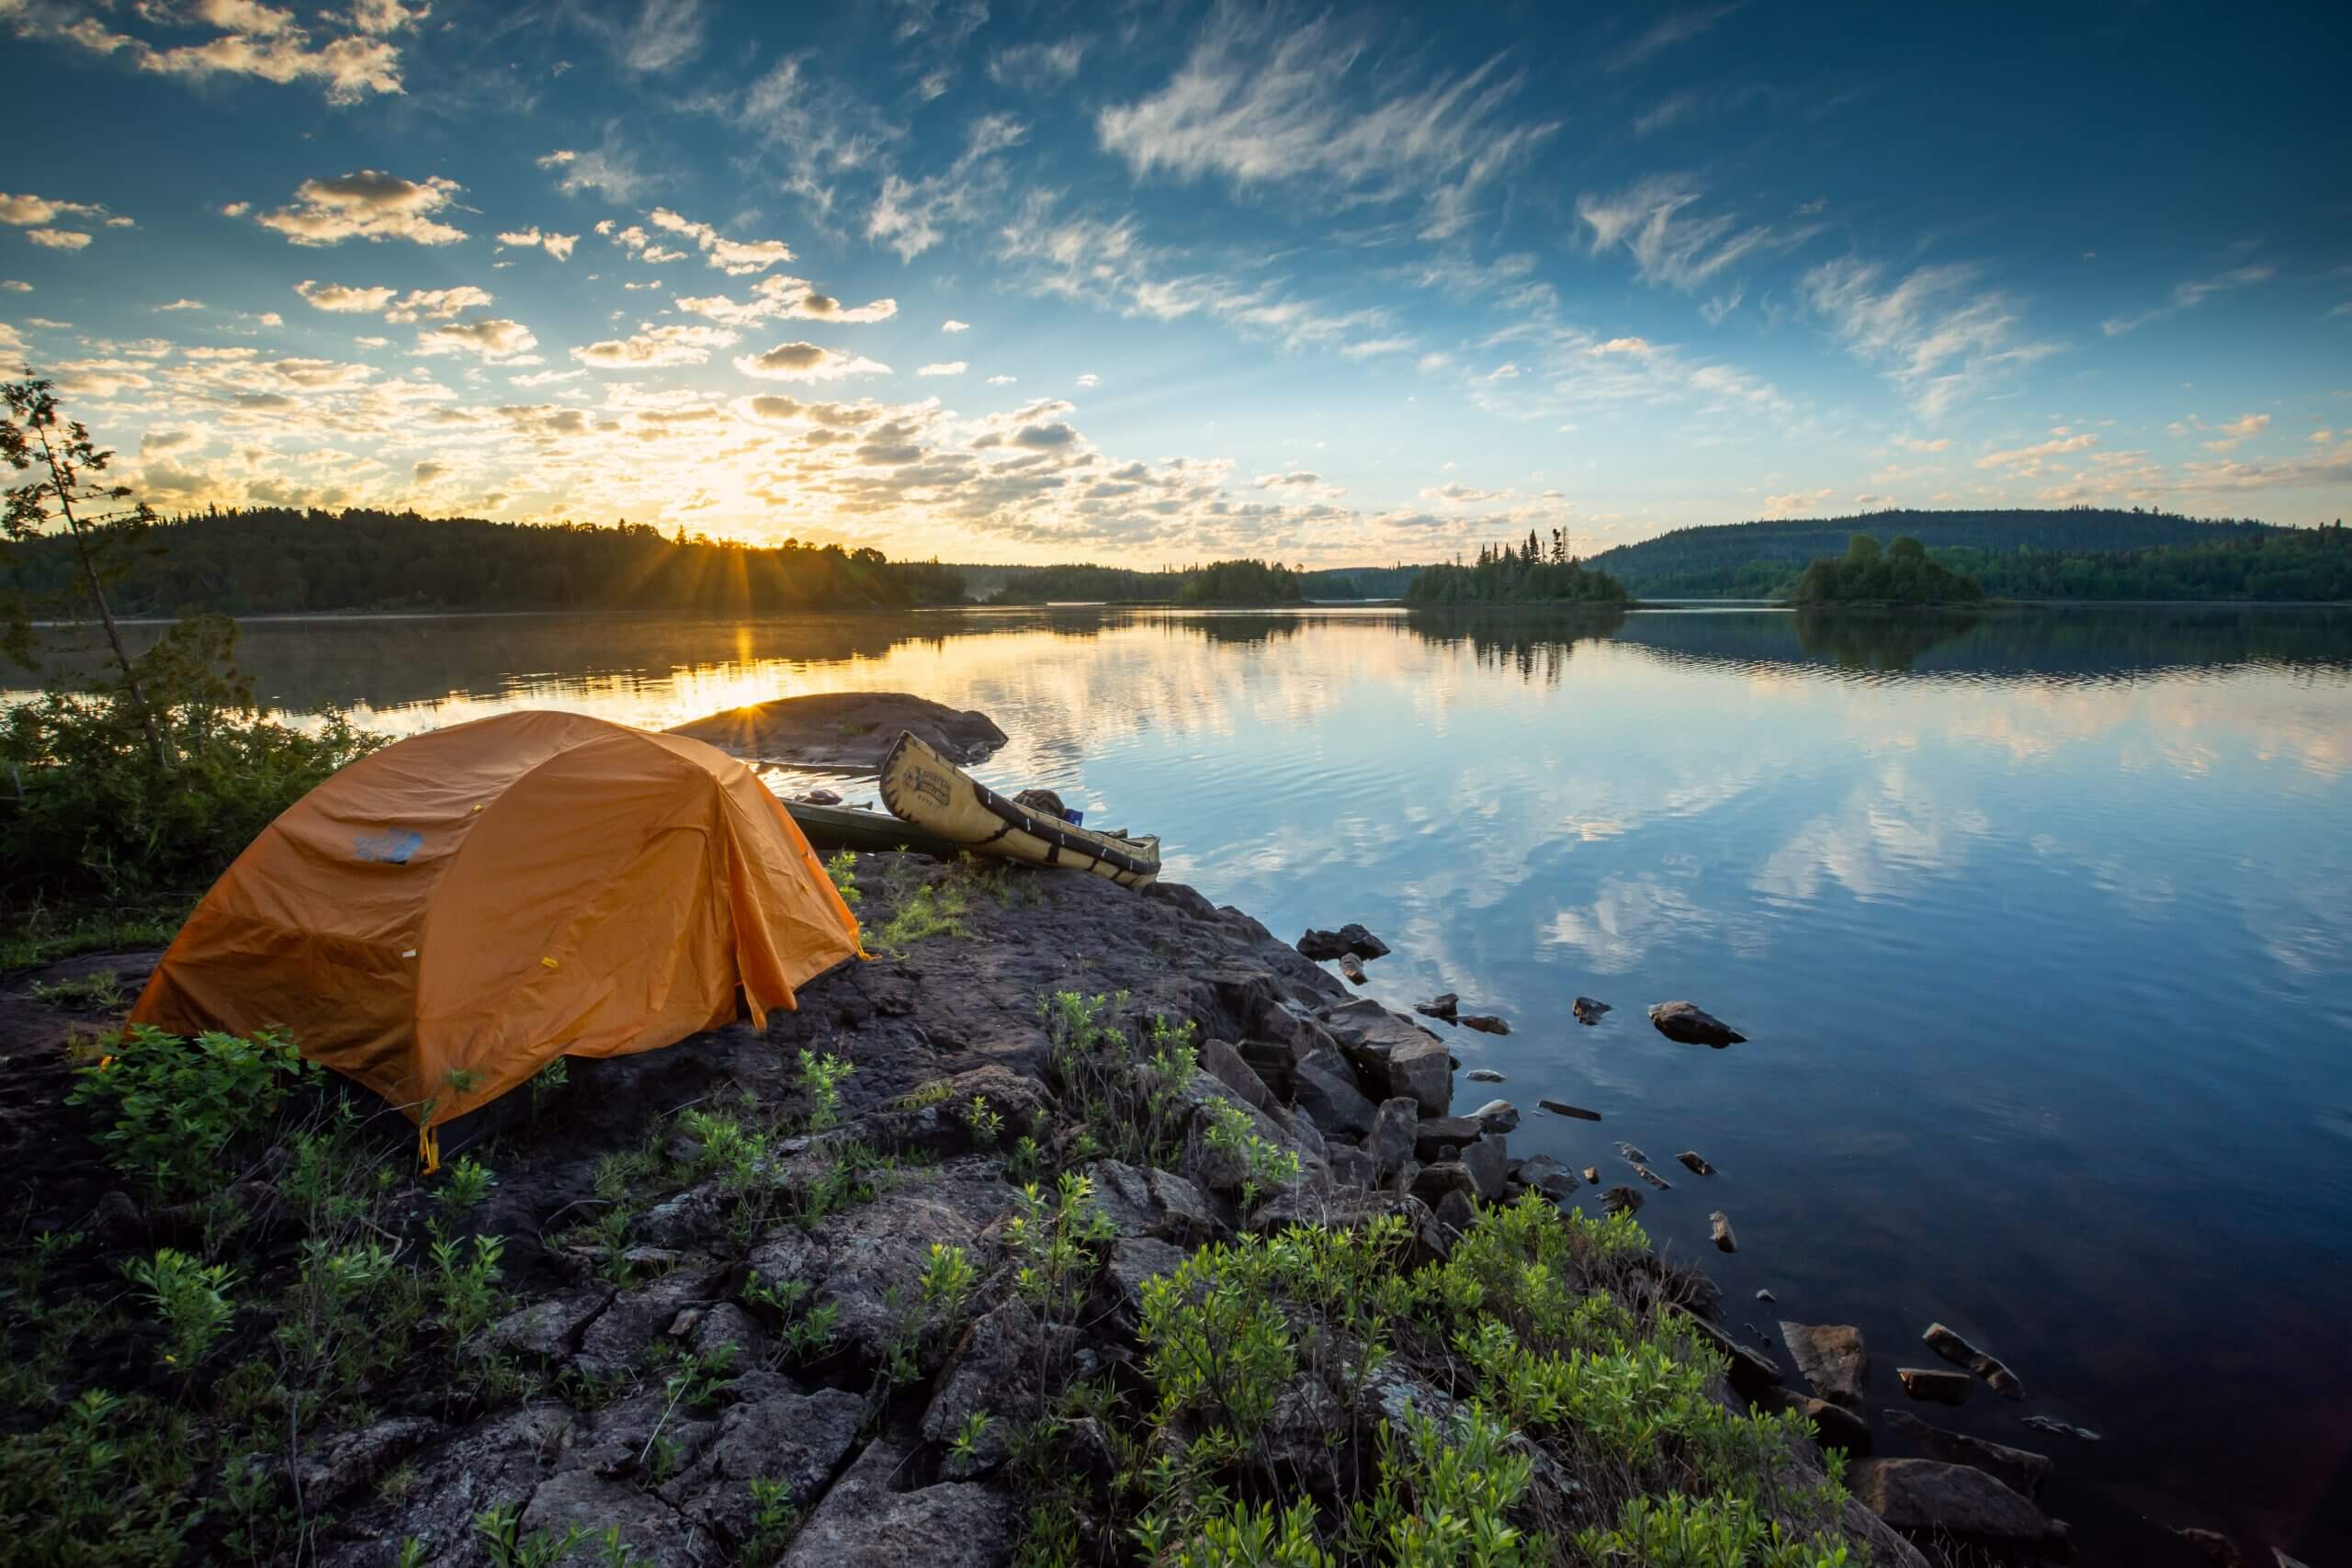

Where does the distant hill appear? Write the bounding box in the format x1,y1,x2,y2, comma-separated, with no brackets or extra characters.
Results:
1583,508,2283,598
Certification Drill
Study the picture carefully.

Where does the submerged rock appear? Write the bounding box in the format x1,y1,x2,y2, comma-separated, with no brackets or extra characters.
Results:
1337,953,1367,986
2168,1529,2249,1568
1572,996,1612,1024
1781,1322,1869,1407
1464,1066,1504,1082
1297,923,1388,961
1414,993,1459,1023
1600,1184,1645,1215
2019,1415,2102,1442
1468,1099,1519,1134
1668,1306,1781,1400
1632,1163,1673,1190
1895,1366,1973,1405
1616,1141,1650,1164
1756,1289,1776,1303
1677,1149,1716,1176
1539,1099,1602,1121
1581,1166,1600,1184
1881,1409,2052,1499
1922,1321,2024,1399
1647,1000,1747,1046
1847,1458,2069,1554
796,786,842,806
1459,1013,1510,1035
1710,1211,1737,1252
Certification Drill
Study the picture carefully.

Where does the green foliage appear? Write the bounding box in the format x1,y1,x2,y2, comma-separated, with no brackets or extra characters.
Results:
1038,991,1201,1170
1143,1497,1335,1565
795,1050,855,1131
1139,1240,1298,1447
121,1248,238,1370
949,1410,995,1467
26,970,126,1010
433,1155,499,1211
824,849,862,906
1201,1101,1302,1213
967,1093,1005,1147
1790,534,1984,605
742,1477,800,1559
872,879,971,954
529,1055,571,1117
0,1389,194,1566
1172,558,1307,605
1576,1492,1860,1567
473,1501,587,1568
884,1242,978,1385
429,1232,505,1352
1405,530,1629,606
1007,1171,1116,1325
68,1025,315,1200
1351,1403,1541,1567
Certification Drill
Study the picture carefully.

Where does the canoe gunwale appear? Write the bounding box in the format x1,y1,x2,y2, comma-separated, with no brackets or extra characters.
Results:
877,729,1161,887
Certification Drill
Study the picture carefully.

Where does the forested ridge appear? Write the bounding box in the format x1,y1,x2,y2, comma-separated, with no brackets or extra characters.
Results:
3,507,969,615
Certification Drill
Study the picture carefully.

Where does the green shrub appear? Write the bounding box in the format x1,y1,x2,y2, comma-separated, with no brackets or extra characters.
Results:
872,879,970,954
68,1024,316,1199
121,1247,238,1370
824,850,861,906
432,1155,498,1211
0,1389,193,1566
795,1050,854,1132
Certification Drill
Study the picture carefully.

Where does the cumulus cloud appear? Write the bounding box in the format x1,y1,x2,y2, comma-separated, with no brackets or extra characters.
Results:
1762,488,1833,516
571,323,739,368
644,208,793,275
1591,336,1651,355
1802,255,2059,420
0,280,30,292
673,274,896,327
413,318,539,362
942,319,970,333
17,0,419,104
296,279,397,313
28,230,94,251
496,228,580,262
1097,9,1557,238
734,342,891,382
2102,264,2272,336
0,192,109,234
1075,373,1100,388
986,374,1016,385
257,172,466,246
916,361,967,377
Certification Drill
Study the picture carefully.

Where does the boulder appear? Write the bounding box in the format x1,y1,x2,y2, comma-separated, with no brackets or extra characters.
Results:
1459,1013,1510,1035
671,1385,865,1542
1514,1156,1577,1201
576,1266,726,1371
1581,1166,1600,1185
1411,1115,1482,1162
486,1289,611,1361
1668,1305,1781,1400
289,1417,439,1513
1464,1066,1504,1082
1780,1322,1868,1407
667,691,1007,770
1709,1211,1736,1252
1178,1077,1323,1199
2168,1529,2249,1568
1755,1387,1869,1455
1895,1367,1973,1405
1337,953,1367,986
1368,1098,1419,1184
1647,1000,1746,1046
1290,1046,1378,1139
1104,1236,1190,1317
1320,999,1453,1115
1676,1149,1716,1176
1922,1321,2023,1399
1458,1135,1509,1203
1409,1162,1480,1207
1246,1187,1450,1268
1540,1100,1602,1121
1572,996,1612,1024
1297,923,1388,961
523,1469,695,1564
777,1440,1019,1568
1469,1099,1519,1135
1197,1038,1278,1114
1881,1409,2052,1498
1848,1458,2069,1553
1414,994,1459,1023
1600,1184,1645,1215
1328,1143,1375,1189
1080,1160,1226,1247
1337,922,1391,958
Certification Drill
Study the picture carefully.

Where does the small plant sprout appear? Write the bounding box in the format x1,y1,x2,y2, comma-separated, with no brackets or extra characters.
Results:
433,1154,498,1210
967,1094,1004,1147
796,1049,855,1131
824,849,862,906
949,1409,994,1467
744,1477,799,1557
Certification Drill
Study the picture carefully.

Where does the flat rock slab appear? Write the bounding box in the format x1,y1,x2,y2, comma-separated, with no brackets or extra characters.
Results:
778,1440,1019,1568
1540,1099,1601,1121
1882,1408,2052,1498
1923,1321,2024,1398
1896,1366,1973,1405
1849,1458,2068,1551
1647,999,1746,1046
1677,1149,1715,1176
1781,1322,1869,1407
1458,1013,1510,1035
667,690,1007,769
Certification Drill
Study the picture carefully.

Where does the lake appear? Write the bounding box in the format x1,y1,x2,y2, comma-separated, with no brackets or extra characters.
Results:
77,603,2352,1558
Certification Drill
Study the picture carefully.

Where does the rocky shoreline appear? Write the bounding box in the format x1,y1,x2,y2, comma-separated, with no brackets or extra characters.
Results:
2,854,2086,1566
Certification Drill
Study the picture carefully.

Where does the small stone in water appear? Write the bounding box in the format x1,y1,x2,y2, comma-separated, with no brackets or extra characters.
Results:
1465,1067,1504,1082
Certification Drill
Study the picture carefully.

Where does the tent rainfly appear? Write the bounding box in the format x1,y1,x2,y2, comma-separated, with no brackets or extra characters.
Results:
131,710,862,1168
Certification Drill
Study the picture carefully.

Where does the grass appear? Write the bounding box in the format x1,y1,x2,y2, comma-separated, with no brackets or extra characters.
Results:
27,970,128,1010
871,879,971,955
0,899,189,973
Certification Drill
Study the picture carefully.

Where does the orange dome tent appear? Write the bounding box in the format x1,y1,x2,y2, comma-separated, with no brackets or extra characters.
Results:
130,710,862,1166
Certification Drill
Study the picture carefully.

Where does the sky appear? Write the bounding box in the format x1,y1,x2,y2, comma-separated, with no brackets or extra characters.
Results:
2,0,2347,567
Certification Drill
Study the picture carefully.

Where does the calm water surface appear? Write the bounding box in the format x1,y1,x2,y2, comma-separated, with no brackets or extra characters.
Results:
94,605,2352,1559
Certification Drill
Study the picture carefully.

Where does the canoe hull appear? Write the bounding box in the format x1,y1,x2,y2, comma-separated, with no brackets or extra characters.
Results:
878,731,1160,888
784,799,963,859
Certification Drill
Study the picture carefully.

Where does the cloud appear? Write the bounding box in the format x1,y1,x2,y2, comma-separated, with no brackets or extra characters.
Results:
2102,264,2273,335
986,374,1016,385
1591,336,1651,355
0,192,107,227
941,319,970,333
2177,411,2272,452
617,0,706,73
571,323,739,368
672,274,896,326
734,342,892,382
296,280,398,313
537,145,648,201
1762,488,1833,516
19,0,418,104
413,319,540,362
1075,373,1100,388
1892,434,1951,453
1976,428,2098,468
916,361,967,377
1802,255,2060,419
1097,9,1558,238
865,114,1027,262
257,171,466,246
1606,3,1743,71
28,230,93,251
640,208,793,275
496,228,580,262
988,38,1086,88
153,299,206,312
1013,421,1076,448
1577,176,1808,291
0,280,30,292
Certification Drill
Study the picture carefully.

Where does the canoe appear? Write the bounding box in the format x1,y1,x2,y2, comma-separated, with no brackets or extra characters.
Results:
783,798,963,859
877,730,1160,888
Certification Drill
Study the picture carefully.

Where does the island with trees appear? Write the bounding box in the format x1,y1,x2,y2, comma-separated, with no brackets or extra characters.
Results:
1401,530,1629,605
1790,534,1985,605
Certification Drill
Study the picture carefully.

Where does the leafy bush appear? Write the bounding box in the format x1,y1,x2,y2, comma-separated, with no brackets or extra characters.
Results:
121,1248,238,1370
67,1024,316,1199
0,1389,194,1566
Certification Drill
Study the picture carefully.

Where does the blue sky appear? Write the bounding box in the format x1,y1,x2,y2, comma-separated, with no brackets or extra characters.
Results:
3,0,2346,564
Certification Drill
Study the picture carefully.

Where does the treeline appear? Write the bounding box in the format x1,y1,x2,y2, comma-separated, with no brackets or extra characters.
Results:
1403,531,1628,606
2,508,969,616
1936,525,2352,602
1792,535,1984,604
1587,508,2285,598
987,558,1306,604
